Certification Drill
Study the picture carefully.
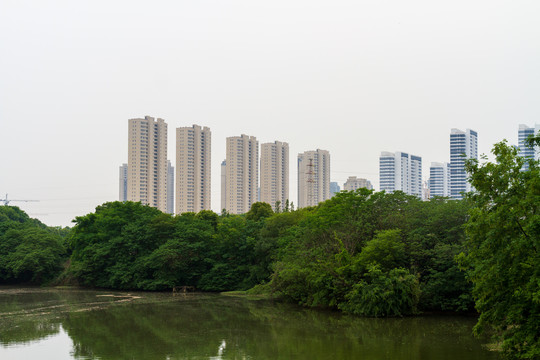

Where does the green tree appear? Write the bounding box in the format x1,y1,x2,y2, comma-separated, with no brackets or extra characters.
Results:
246,202,274,221
358,229,407,271
68,201,172,289
0,227,66,283
459,137,540,358
0,206,67,284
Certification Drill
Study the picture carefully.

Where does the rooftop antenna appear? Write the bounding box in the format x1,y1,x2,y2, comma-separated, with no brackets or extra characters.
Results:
1,194,39,206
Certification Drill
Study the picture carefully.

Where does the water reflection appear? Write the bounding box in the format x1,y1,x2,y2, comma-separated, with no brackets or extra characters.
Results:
0,287,499,360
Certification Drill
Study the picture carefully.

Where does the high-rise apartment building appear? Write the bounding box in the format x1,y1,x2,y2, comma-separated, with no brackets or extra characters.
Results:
119,163,128,202
167,161,174,214
175,125,211,214
127,116,168,212
518,124,540,171
379,151,422,197
260,141,289,210
429,162,450,198
225,134,259,214
298,149,330,208
343,176,373,191
450,128,478,199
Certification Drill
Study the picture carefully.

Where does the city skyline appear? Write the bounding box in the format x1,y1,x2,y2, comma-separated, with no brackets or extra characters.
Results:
2,1,539,226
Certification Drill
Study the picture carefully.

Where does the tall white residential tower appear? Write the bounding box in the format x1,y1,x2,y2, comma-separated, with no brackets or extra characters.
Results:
260,141,289,210
449,128,478,199
429,162,450,198
225,134,259,214
298,149,330,208
127,116,168,212
379,151,422,197
176,125,211,214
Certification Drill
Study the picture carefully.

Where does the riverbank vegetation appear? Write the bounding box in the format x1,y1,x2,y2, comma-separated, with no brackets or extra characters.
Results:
0,206,68,284
1,191,472,316
1,136,538,358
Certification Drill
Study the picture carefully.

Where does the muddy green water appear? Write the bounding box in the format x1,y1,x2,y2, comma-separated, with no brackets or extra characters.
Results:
0,287,499,360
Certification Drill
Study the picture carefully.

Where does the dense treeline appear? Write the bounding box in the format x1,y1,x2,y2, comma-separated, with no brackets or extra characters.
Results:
1,191,472,316
0,206,69,284
43,189,469,317
269,190,472,316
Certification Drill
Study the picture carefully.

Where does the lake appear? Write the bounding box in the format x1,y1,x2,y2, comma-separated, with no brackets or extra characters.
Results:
0,287,499,360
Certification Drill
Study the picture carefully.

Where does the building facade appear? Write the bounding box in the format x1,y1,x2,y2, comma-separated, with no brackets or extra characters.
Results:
429,162,450,198
221,160,226,212
379,151,422,197
518,124,540,171
127,116,168,212
298,149,330,208
225,134,259,214
119,163,128,202
260,141,289,210
167,160,174,214
330,182,340,196
175,125,211,214
343,176,373,191
450,128,478,199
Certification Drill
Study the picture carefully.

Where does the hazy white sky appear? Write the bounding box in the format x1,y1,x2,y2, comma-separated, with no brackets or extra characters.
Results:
1,0,539,227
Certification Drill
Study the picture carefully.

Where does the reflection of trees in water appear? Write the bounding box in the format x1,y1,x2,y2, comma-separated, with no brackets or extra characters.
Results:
243,300,497,360
0,289,499,360
0,288,65,345
0,287,150,346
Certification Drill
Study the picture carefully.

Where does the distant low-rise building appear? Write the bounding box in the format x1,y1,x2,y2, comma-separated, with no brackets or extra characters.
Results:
330,182,340,196
343,176,373,192
518,124,540,171
119,163,128,202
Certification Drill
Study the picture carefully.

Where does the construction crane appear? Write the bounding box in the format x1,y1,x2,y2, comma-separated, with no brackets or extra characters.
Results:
1,194,39,206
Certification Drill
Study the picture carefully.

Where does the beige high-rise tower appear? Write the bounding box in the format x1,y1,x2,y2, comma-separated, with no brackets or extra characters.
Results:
127,116,168,212
225,134,258,214
260,141,289,210
176,125,211,214
298,149,330,208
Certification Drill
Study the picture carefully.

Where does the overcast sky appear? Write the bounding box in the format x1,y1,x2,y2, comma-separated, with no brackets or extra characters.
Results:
1,0,539,227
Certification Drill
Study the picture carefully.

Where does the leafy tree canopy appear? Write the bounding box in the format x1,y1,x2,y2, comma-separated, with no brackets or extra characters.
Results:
460,136,540,359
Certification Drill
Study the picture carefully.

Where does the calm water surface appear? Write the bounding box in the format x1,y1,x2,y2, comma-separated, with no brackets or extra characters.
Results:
0,287,499,360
